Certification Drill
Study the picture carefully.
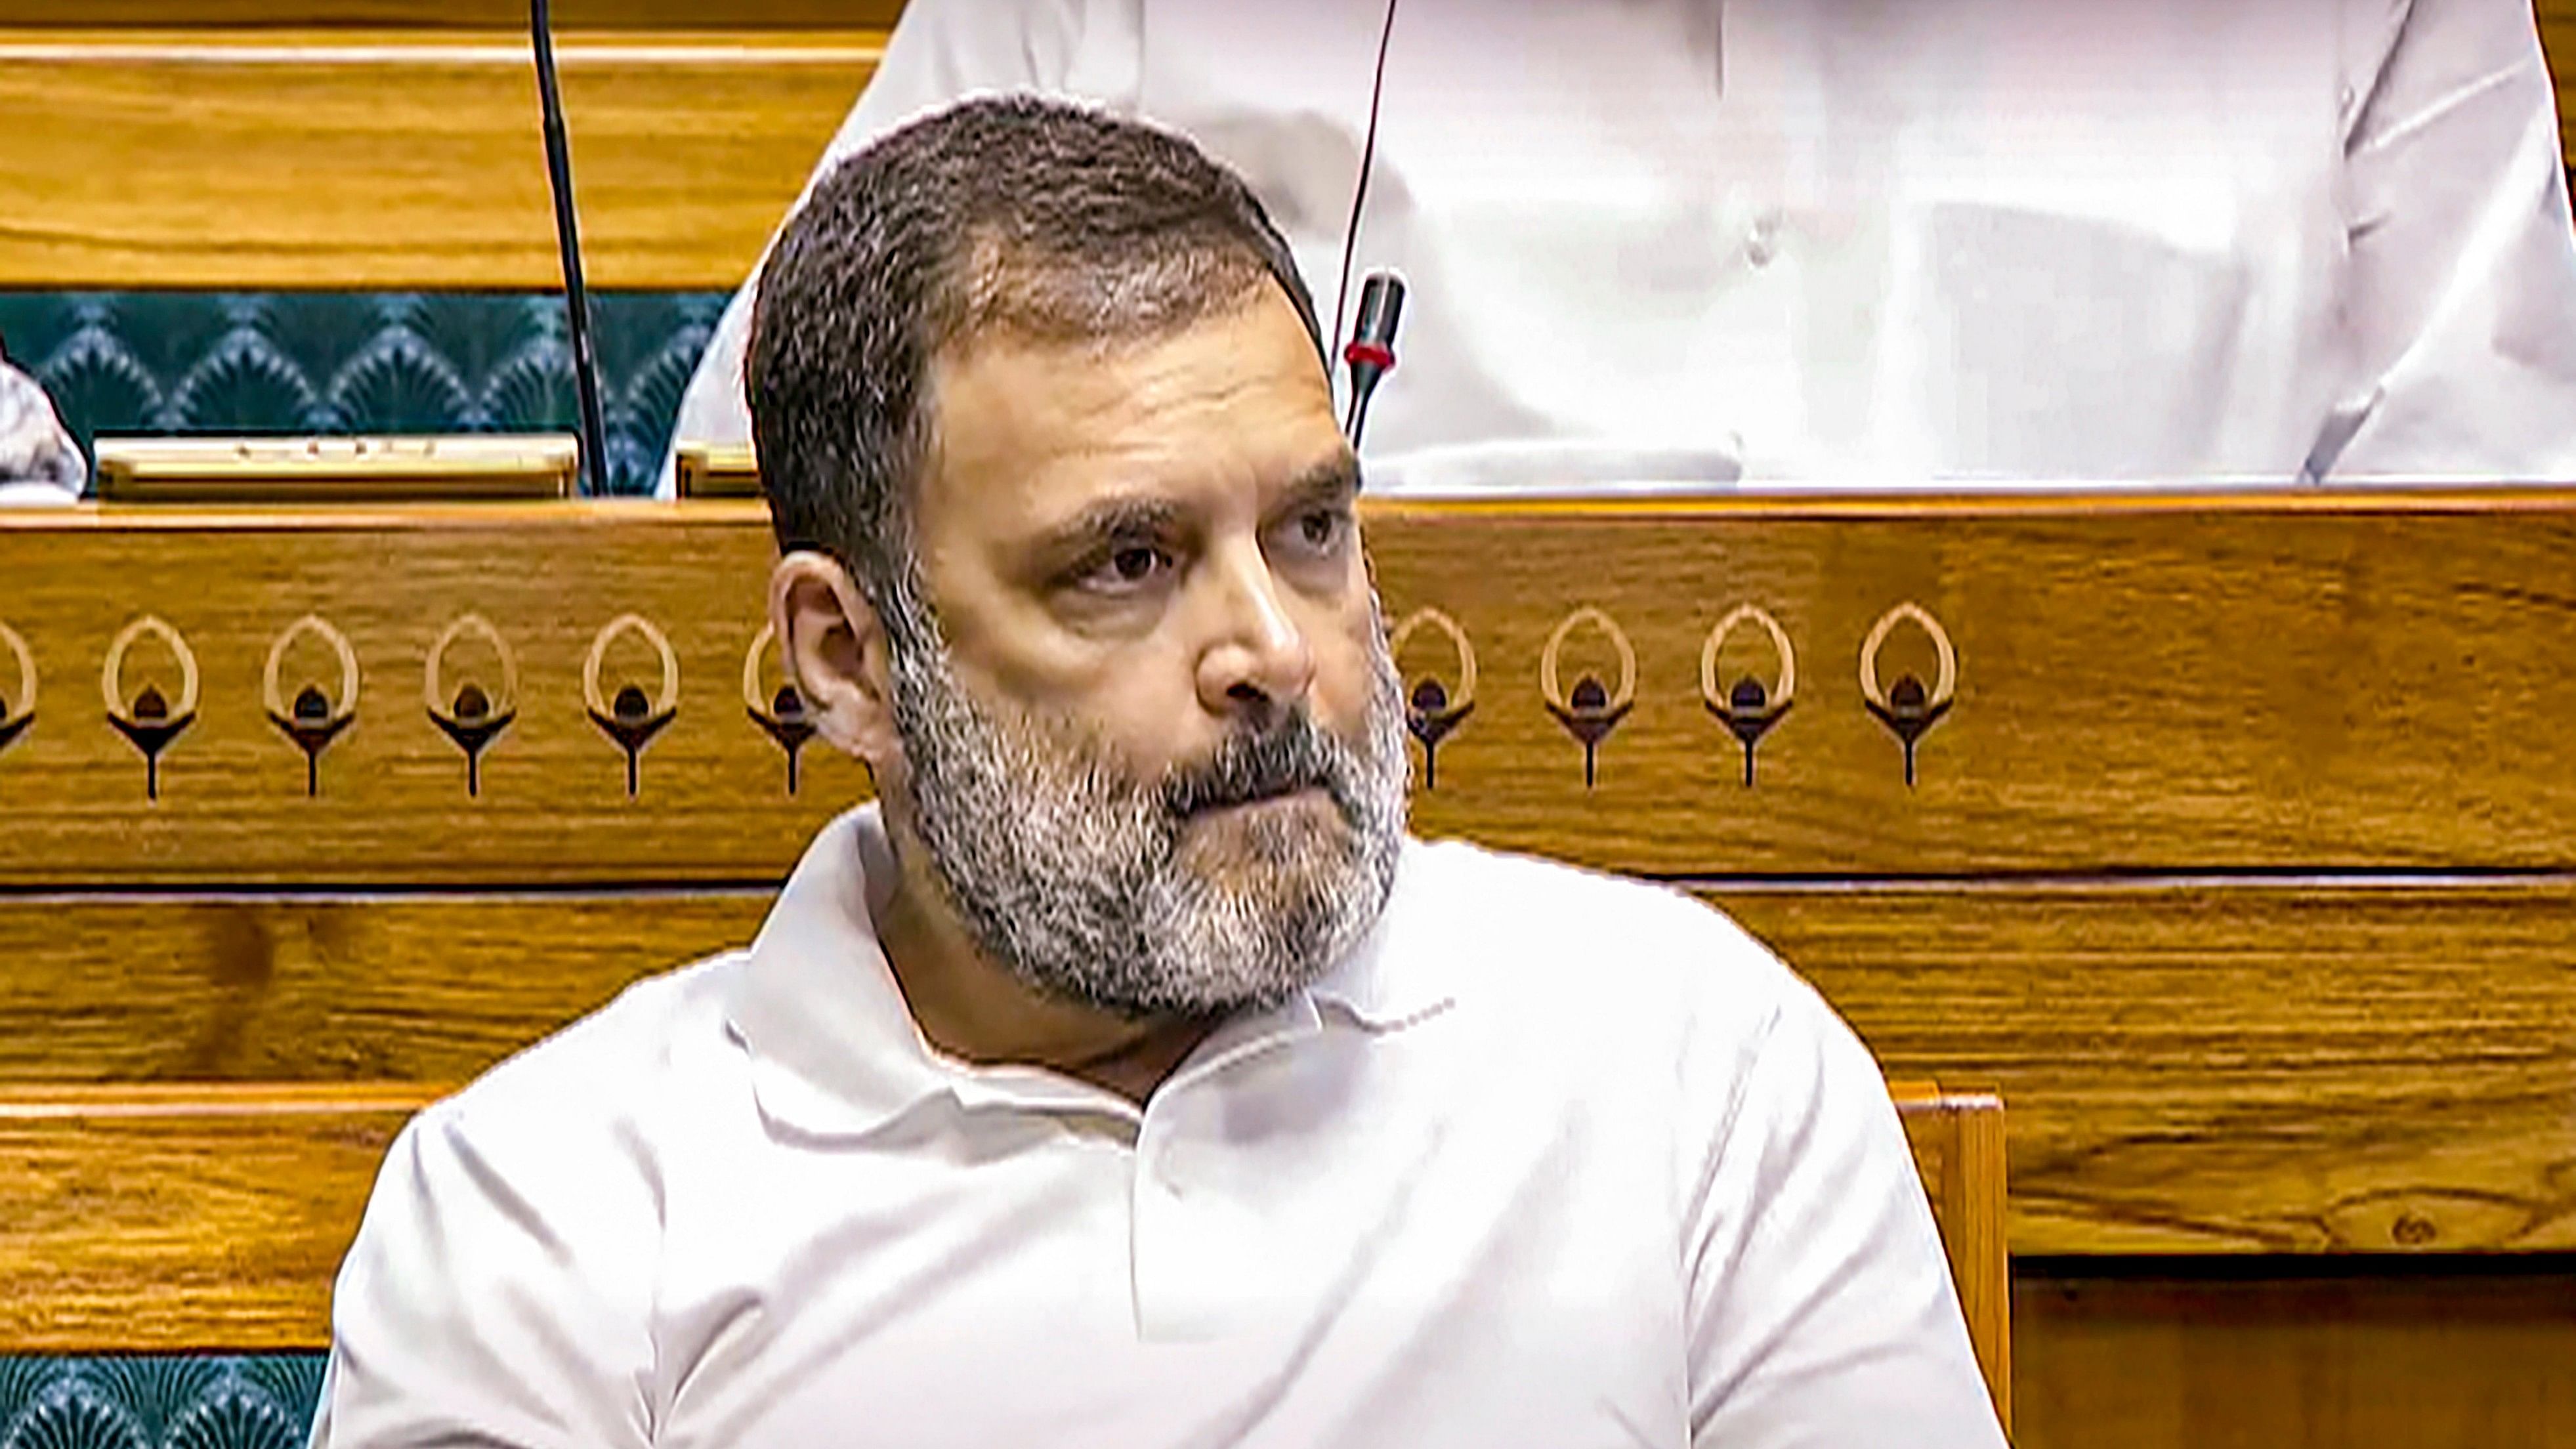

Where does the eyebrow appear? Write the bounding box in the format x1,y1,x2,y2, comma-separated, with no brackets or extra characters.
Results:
1273,452,1362,514
1033,453,1361,564
1032,495,1187,567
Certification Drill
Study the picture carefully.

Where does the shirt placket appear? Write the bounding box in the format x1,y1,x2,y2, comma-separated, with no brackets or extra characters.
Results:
1128,1004,1322,1341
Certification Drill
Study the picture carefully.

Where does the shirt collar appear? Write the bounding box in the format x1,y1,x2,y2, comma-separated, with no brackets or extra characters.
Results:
726,805,1453,1141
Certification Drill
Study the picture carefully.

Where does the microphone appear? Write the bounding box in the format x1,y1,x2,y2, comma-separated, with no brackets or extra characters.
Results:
1341,271,1404,448
531,0,612,494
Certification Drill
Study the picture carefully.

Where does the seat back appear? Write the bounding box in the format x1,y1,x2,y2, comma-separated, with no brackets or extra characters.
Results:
1893,1084,2012,1431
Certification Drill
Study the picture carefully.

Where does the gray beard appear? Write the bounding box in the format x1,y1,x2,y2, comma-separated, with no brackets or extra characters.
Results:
885,614,1410,1019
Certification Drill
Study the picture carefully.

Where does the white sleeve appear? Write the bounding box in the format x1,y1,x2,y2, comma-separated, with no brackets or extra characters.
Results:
306,1106,659,1448
0,356,83,499
658,0,1142,496
2326,0,2576,480
1682,982,2006,1449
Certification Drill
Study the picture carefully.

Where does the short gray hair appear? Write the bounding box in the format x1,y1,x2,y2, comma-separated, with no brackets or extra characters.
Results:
746,95,1323,651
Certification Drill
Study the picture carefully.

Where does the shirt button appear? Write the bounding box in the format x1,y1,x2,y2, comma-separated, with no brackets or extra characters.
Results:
1746,213,1781,268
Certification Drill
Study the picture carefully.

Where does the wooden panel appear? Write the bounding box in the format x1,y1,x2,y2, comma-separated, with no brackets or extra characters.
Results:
0,1083,433,1353
6,2,906,25
0,504,872,885
2013,1263,2576,1449
1895,1089,2012,1431
1371,492,2576,877
1720,879,2576,1255
2541,0,2576,168
0,878,2565,1258
0,891,766,1082
0,30,877,289
9,493,2575,884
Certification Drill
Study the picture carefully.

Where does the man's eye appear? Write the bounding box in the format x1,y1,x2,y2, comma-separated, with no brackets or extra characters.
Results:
1084,543,1172,589
1292,508,1348,551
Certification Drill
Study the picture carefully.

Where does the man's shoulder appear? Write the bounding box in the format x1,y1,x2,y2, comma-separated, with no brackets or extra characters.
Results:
421,950,746,1157
1397,835,1802,1029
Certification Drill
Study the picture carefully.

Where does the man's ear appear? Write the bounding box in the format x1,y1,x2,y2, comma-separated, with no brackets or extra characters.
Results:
769,551,904,773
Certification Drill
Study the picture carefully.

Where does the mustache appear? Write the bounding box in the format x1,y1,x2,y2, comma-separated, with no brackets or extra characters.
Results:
1158,707,1352,818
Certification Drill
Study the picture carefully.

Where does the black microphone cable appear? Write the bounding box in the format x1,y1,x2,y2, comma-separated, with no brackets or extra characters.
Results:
1328,0,1401,366
532,0,612,494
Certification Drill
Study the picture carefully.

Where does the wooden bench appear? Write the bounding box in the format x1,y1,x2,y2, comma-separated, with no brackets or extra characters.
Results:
8,488,2576,1444
1894,1085,2012,1427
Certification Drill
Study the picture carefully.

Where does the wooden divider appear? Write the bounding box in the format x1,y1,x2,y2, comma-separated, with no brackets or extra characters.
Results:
10,1,904,24
0,30,877,289
1745,879,2576,1254
0,879,2563,1255
5,495,2575,883
0,892,767,1082
4,492,2571,1445
0,1083,432,1352
1,493,2569,1265
1894,1087,2011,1430
2014,1263,2576,1449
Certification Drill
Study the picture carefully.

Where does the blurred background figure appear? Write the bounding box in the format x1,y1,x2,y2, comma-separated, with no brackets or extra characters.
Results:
667,0,2576,495
0,333,83,504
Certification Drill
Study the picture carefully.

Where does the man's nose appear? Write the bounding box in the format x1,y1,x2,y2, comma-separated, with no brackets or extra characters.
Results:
1194,539,1316,717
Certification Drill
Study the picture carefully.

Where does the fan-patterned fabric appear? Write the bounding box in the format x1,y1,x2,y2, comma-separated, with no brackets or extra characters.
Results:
0,1357,323,1449
0,291,728,496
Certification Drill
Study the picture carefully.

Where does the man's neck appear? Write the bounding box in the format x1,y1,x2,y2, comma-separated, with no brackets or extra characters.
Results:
873,837,1217,1107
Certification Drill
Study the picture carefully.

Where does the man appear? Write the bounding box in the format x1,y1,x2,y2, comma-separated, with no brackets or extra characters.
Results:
315,98,2004,1447
667,0,2576,495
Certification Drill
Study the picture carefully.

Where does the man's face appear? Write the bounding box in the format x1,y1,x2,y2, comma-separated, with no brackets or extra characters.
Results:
885,282,1407,1017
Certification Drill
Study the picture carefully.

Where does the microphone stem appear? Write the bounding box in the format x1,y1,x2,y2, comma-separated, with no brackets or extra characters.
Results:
532,0,612,494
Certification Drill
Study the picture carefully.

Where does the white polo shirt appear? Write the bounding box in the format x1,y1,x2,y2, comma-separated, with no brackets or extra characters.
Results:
312,808,2003,1448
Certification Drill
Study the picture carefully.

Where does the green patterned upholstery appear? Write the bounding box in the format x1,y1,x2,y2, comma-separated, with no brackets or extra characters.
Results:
0,1356,322,1449
0,290,731,497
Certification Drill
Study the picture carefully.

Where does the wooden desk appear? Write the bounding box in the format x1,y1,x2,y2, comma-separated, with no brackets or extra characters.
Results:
1,491,2570,1445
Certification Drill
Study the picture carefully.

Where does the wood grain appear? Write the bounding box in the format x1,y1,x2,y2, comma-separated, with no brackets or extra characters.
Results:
2540,0,2576,169
0,891,765,1082
1895,1088,2012,1431
1718,879,2576,1255
6,494,2576,883
0,1083,433,1353
7,1,906,26
0,877,2565,1257
1369,494,2576,877
2014,1263,2576,1449
0,504,872,885
0,30,877,289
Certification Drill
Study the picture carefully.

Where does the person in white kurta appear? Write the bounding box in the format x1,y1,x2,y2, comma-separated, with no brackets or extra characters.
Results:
665,0,2576,494
312,807,2004,1448
0,345,82,504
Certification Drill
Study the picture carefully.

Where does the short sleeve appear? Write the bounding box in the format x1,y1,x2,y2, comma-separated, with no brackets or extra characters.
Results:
307,1104,660,1448
1681,978,2007,1448
2327,0,2576,479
